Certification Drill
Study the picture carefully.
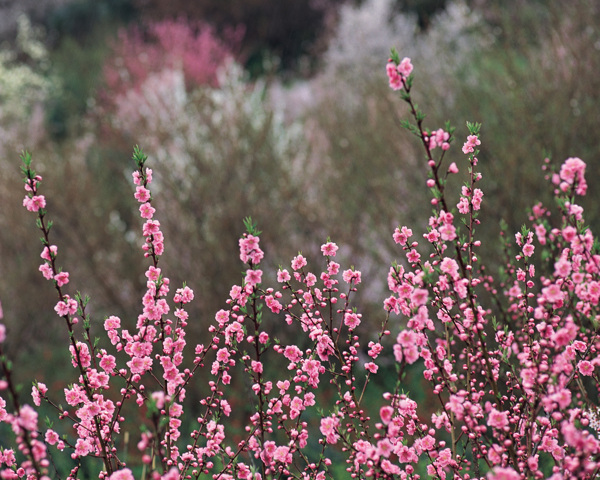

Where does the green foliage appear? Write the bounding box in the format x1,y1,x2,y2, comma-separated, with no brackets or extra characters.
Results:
466,121,481,136
243,217,262,237
46,0,136,41
45,22,126,138
132,145,147,169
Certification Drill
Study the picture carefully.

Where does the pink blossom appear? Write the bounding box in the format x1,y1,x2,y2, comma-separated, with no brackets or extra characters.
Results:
320,415,340,444
472,188,484,210
457,196,470,214
108,469,134,480
380,406,394,425
462,135,481,154
397,57,414,77
17,404,38,431
40,245,57,261
273,445,291,464
291,254,307,270
487,407,509,429
174,285,194,304
244,269,262,286
216,348,230,363
554,257,571,277
104,18,238,102
134,186,151,202
100,355,116,372
54,297,78,317
522,243,535,257
551,388,572,409
74,438,93,457
142,219,160,236
410,288,428,306
69,342,91,368
215,309,230,326
104,315,121,330
435,447,456,468
54,271,69,287
578,360,594,376
425,229,440,242
559,157,587,195
139,202,155,219
386,62,403,90
31,383,47,406
541,283,564,304
39,263,53,279
239,234,264,264
487,467,520,480
321,242,338,257
132,171,142,186
368,342,383,358
406,249,421,263
277,269,291,282
393,226,413,245
283,345,302,363
251,360,263,374
440,257,459,280
562,225,577,242
397,330,416,348
45,429,59,445
344,312,361,329
328,261,340,275
265,295,282,313
23,195,46,212
415,435,435,454
342,268,361,284
365,362,378,373
127,356,152,375
396,444,418,463
439,223,457,241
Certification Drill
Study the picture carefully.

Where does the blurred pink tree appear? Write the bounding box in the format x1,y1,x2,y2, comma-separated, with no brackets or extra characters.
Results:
101,18,243,98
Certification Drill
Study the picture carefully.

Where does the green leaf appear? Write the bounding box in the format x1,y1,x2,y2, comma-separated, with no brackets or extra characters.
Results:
20,150,32,168
466,121,482,135
132,145,147,168
243,217,262,236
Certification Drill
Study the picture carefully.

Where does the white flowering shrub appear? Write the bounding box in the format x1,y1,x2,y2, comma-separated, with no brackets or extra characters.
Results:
0,15,57,157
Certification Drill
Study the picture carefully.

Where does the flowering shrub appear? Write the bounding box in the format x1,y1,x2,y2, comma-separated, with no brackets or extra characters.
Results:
102,18,242,98
0,15,54,158
2,50,600,480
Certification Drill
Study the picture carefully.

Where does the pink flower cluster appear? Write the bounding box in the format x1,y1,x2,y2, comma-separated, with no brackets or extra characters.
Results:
424,128,451,151
386,57,413,90
462,134,481,154
554,156,587,196
102,18,242,98
3,58,600,480
133,168,165,257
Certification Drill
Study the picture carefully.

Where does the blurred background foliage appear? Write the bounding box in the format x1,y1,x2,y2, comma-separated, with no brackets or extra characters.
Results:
1,0,600,470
